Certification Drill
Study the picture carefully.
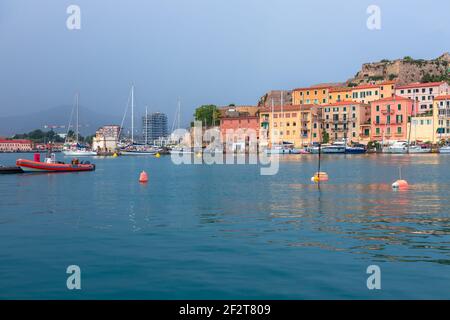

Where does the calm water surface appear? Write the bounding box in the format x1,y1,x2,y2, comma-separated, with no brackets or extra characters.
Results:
0,152,449,299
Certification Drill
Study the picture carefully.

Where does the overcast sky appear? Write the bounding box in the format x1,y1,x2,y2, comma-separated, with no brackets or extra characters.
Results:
0,0,449,127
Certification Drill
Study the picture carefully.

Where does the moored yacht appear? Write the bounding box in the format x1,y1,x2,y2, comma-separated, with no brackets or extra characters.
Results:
439,145,450,154
407,144,431,153
265,142,302,154
321,141,346,154
383,141,408,154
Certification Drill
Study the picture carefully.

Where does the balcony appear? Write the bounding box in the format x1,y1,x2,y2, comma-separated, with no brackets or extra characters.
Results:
381,109,395,115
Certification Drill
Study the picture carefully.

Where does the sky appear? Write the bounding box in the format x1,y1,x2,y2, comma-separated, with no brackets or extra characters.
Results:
0,0,449,129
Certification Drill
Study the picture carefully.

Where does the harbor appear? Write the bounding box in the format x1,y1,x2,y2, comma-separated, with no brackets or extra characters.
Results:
2,0,450,305
1,151,450,299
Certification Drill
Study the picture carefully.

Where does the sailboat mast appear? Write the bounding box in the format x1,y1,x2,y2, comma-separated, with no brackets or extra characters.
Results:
131,85,134,143
76,92,79,144
281,91,284,145
271,98,274,147
178,99,181,130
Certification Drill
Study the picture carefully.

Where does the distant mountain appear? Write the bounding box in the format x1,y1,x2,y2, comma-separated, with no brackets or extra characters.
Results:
0,105,123,137
347,52,450,86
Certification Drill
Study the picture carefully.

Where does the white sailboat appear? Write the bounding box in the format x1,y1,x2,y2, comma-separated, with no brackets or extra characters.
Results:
120,85,160,156
169,99,195,154
407,97,431,154
63,93,97,156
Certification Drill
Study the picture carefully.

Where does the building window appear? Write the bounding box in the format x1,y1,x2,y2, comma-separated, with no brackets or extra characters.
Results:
397,127,401,134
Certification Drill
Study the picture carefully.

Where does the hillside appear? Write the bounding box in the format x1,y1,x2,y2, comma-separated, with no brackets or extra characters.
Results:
347,53,450,86
0,105,122,137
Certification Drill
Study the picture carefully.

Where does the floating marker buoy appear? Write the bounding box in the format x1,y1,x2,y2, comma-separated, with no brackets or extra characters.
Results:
139,170,149,183
311,171,329,183
392,179,408,190
196,152,202,158
155,152,160,158
112,153,118,158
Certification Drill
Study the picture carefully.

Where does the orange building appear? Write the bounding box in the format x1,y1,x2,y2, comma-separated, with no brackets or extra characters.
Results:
259,105,322,147
328,87,352,103
379,81,397,99
292,84,335,105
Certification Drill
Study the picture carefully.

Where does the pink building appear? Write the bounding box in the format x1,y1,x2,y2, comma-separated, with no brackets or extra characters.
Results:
395,82,449,113
370,95,414,142
219,107,260,151
0,139,33,152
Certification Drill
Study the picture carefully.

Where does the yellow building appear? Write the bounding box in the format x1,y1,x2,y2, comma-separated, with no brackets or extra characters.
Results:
260,105,322,147
351,84,381,104
292,85,332,105
328,87,352,103
322,101,371,143
434,95,450,142
407,115,435,143
379,81,396,99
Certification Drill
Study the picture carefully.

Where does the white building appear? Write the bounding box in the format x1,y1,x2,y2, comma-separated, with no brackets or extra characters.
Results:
395,82,449,113
92,125,120,152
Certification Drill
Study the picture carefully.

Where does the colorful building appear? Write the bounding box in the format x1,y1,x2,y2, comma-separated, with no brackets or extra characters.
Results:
370,95,414,142
292,84,335,105
328,87,352,104
407,115,435,143
0,139,33,152
219,106,260,152
434,95,450,142
322,101,371,143
92,125,121,152
379,81,397,99
395,82,449,113
259,105,322,148
351,84,381,104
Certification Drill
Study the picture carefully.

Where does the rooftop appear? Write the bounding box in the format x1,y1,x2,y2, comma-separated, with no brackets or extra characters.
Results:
396,82,446,90
372,95,413,103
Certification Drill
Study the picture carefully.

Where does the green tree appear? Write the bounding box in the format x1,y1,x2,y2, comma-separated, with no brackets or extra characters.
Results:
322,131,330,144
194,105,221,127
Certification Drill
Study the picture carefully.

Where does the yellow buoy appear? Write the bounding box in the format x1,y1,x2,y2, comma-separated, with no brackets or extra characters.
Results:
155,152,160,158
196,152,202,158
311,172,329,183
112,153,118,158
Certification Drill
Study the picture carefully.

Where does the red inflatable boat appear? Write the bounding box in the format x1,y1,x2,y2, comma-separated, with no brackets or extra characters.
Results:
16,153,95,173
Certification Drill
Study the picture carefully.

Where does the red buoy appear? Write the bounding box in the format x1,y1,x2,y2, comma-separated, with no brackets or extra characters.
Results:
392,179,408,190
139,170,148,183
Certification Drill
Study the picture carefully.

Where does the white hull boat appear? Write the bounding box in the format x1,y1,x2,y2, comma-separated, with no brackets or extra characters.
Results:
439,146,450,154
63,149,97,156
407,145,431,154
